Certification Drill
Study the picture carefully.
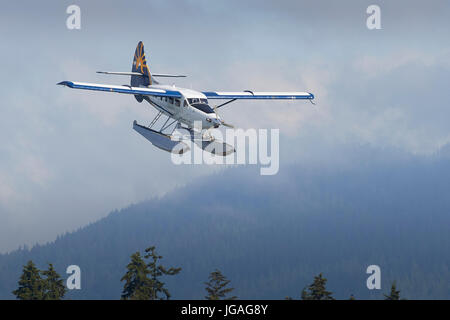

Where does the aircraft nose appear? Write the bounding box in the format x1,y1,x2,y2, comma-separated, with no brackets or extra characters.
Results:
206,117,221,127
212,118,222,127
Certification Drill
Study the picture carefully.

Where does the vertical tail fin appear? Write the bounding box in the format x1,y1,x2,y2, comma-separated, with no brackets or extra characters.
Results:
131,41,152,102
131,41,152,87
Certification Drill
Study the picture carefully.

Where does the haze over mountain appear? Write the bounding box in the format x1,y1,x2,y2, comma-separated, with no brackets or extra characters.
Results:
1,1,450,300
0,144,449,299
1,0,450,254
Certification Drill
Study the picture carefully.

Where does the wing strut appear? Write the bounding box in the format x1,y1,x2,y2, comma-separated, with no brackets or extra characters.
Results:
148,111,162,129
147,111,179,135
216,99,237,109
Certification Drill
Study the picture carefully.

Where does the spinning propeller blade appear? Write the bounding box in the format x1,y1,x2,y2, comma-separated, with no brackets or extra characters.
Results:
213,106,234,128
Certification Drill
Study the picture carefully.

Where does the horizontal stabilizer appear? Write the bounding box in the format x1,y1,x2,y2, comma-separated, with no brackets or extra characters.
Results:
97,71,143,76
133,121,189,154
152,74,186,78
97,71,186,77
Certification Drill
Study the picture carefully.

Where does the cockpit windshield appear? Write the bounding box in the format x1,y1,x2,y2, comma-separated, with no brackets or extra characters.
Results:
188,98,208,105
187,98,214,114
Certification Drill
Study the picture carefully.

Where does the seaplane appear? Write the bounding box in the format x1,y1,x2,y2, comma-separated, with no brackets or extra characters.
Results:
58,41,315,155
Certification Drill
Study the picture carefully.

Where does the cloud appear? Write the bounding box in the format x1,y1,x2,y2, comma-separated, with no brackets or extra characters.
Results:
58,59,139,126
16,155,52,186
352,50,440,78
214,60,333,136
218,48,450,155
0,173,15,205
0,0,450,253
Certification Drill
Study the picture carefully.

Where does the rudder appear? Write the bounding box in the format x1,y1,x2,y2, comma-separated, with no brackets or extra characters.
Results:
131,41,152,102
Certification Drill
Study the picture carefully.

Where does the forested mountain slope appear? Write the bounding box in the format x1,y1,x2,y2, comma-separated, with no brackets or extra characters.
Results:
1,147,449,299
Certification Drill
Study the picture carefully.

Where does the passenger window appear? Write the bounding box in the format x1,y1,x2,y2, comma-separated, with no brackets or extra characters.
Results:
169,98,174,104
175,99,180,107
183,101,187,107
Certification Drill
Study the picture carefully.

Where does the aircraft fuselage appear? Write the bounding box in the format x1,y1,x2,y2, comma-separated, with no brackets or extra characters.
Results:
145,85,221,130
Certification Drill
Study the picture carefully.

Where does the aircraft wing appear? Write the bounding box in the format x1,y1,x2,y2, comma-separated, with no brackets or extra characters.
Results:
202,91,314,100
57,81,182,98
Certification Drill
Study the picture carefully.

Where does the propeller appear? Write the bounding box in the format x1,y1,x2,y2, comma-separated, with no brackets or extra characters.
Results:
213,106,234,128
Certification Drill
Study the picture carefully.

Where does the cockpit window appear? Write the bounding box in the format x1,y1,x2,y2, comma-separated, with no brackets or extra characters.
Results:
191,103,215,114
188,98,208,105
186,98,214,113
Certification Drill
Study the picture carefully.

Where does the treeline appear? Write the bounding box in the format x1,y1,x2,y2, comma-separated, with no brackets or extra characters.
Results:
13,262,66,300
2,148,449,299
12,245,404,300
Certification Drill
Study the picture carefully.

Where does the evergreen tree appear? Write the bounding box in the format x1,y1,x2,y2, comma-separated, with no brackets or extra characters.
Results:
121,246,181,300
301,273,334,300
121,252,152,300
204,269,237,300
42,264,66,300
12,260,44,300
144,246,181,300
384,281,401,300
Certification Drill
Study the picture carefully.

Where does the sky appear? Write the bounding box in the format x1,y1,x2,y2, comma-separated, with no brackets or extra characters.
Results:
0,0,449,253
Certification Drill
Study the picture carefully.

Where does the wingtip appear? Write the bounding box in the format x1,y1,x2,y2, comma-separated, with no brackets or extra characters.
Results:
57,81,74,88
